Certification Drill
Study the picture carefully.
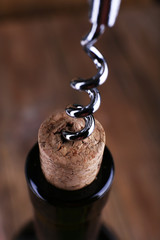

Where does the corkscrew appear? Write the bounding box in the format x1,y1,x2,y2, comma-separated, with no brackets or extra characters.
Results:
62,0,121,141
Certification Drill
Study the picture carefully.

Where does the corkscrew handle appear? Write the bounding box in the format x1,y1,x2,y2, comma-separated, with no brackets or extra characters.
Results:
83,0,121,46
89,0,121,27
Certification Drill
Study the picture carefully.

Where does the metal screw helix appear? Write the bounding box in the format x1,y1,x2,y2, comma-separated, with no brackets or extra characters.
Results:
62,0,121,141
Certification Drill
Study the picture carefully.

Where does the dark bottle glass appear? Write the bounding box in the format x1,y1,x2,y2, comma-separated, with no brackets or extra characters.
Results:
15,143,115,240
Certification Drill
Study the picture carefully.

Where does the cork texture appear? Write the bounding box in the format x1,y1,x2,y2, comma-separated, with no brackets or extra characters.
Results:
38,111,105,190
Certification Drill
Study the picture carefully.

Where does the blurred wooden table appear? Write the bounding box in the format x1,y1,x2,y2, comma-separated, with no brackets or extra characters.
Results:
0,3,160,240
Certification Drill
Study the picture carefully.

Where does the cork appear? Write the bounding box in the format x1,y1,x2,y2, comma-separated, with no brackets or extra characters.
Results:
38,111,105,191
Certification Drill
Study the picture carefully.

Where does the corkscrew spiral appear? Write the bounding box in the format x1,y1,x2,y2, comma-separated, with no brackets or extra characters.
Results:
62,0,121,141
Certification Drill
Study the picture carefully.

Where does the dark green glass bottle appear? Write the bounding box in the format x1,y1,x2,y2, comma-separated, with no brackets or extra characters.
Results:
15,143,116,240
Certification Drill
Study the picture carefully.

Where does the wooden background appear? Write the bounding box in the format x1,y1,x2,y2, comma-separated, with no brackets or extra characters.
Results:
0,0,156,19
0,1,160,240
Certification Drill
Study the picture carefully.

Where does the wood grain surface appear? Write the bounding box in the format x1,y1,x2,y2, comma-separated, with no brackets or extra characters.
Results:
0,0,154,19
0,3,159,240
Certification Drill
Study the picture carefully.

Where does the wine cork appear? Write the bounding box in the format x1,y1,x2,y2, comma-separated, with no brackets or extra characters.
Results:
38,111,105,191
